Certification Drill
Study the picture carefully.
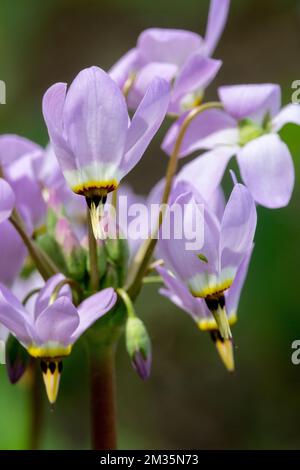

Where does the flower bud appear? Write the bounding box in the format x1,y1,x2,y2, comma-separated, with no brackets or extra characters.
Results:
55,217,87,281
125,317,152,380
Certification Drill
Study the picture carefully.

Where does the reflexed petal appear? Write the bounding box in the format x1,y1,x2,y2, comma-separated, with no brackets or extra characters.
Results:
109,48,139,88
42,82,76,172
157,266,207,322
73,288,117,340
0,221,27,286
0,134,41,167
35,296,79,345
204,0,231,55
272,104,300,132
127,62,176,109
63,66,129,169
162,108,238,157
34,274,71,320
137,28,202,66
237,133,295,208
0,283,32,344
170,55,222,114
225,247,253,317
178,147,235,201
158,186,220,284
0,179,15,223
220,183,256,269
121,77,170,177
218,84,281,123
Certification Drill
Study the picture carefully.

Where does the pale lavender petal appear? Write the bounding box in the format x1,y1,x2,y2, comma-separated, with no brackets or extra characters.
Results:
73,288,117,341
237,133,295,208
127,62,176,109
0,283,32,344
272,104,300,132
12,271,43,317
63,66,129,168
218,84,281,123
0,221,27,286
220,183,256,269
34,274,71,320
204,0,231,55
158,187,220,283
0,179,15,223
42,82,76,172
170,55,222,114
121,77,170,177
6,175,46,229
137,28,202,66
0,134,41,167
209,186,226,221
35,296,79,345
157,266,207,322
162,108,237,157
178,147,234,201
225,246,253,317
109,48,139,88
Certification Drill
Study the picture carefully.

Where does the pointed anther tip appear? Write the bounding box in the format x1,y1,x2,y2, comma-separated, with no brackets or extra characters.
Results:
41,359,62,405
214,337,235,373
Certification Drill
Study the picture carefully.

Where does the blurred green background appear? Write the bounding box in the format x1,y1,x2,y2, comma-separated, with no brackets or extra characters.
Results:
0,0,300,450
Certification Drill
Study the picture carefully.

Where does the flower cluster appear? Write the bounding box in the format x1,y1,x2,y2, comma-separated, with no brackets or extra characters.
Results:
0,0,299,419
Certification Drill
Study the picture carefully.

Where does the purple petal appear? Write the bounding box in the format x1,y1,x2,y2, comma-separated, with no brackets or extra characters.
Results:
170,55,222,114
162,108,237,157
137,28,202,66
0,221,27,286
218,84,281,123
35,296,79,346
127,62,176,109
73,288,117,341
225,246,253,317
0,134,41,167
0,179,15,223
178,147,234,201
5,174,46,229
43,82,77,174
272,104,300,132
237,133,295,208
157,266,207,322
121,77,170,177
0,283,32,344
63,66,129,169
204,0,231,55
158,186,220,284
34,274,71,320
109,48,139,89
220,183,257,269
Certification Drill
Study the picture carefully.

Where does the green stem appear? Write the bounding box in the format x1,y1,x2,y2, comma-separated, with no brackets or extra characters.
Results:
87,208,99,292
90,345,117,450
9,210,59,281
126,102,223,299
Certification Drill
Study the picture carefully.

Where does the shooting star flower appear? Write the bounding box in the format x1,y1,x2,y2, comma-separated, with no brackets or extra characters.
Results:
43,66,169,238
0,273,117,403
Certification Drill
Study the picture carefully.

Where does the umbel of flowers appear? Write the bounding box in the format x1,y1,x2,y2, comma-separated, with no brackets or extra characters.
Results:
0,0,299,450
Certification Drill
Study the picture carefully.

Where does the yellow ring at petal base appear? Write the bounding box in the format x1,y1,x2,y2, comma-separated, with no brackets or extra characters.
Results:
190,278,233,298
28,344,72,359
72,179,119,196
198,312,237,331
